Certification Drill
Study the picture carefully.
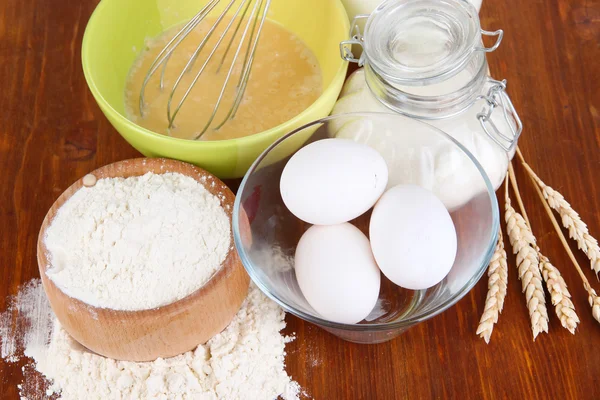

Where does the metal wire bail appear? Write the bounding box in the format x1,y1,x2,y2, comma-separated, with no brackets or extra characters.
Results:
477,79,523,153
339,15,369,66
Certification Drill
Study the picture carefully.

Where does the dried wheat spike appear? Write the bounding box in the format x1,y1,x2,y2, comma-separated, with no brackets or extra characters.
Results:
505,200,549,339
477,229,508,343
529,173,600,276
585,284,600,324
538,253,579,334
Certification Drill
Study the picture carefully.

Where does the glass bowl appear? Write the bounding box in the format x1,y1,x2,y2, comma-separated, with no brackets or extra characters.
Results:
233,112,499,344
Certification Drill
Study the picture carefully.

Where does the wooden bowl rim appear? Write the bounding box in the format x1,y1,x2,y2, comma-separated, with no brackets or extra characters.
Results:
37,157,239,317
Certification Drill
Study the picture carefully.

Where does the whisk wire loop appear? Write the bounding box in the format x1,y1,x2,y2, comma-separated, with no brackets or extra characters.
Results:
139,0,220,114
216,0,271,128
138,0,271,139
167,0,242,127
206,0,270,134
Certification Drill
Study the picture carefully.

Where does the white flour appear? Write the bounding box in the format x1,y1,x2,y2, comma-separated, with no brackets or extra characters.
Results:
1,280,301,400
0,280,54,364
43,172,231,311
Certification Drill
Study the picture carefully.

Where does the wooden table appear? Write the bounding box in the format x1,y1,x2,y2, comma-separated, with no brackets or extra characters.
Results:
1,0,599,398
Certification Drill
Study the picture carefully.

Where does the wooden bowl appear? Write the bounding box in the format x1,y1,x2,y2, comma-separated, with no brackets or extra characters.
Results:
37,158,250,361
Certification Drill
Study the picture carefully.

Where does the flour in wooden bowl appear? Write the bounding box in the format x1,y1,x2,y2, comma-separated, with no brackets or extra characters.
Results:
43,172,231,311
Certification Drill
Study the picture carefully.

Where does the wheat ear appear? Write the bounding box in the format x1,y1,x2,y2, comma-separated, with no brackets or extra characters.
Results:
507,163,579,334
504,172,549,339
516,148,600,276
516,150,600,324
476,228,508,343
538,254,580,333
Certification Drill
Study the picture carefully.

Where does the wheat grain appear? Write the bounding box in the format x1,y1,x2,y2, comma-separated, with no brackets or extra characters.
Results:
518,153,600,276
538,253,579,334
504,179,549,340
476,229,508,343
584,283,600,324
582,284,600,325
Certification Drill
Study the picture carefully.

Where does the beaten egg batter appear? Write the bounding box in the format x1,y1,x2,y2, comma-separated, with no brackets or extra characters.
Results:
125,18,323,141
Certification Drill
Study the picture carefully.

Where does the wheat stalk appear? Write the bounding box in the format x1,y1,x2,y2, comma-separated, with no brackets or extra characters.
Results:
504,173,549,339
476,229,508,343
516,148,600,276
516,148,600,325
538,254,579,333
507,163,579,334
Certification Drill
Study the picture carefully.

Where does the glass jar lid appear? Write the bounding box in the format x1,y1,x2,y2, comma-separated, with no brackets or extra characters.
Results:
362,0,502,86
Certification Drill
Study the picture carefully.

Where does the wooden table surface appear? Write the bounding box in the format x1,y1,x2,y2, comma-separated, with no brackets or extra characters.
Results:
1,0,599,399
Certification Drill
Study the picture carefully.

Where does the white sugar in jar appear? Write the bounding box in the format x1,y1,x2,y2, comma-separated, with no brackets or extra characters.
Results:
333,0,521,210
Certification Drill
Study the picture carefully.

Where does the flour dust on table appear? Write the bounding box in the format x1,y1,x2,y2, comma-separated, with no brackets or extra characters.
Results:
0,280,303,400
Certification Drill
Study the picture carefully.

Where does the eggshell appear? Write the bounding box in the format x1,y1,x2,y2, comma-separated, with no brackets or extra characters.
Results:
280,139,388,225
294,223,381,324
369,184,457,290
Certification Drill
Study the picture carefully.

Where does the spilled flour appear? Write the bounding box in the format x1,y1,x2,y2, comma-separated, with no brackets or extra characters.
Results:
0,280,301,400
0,280,54,364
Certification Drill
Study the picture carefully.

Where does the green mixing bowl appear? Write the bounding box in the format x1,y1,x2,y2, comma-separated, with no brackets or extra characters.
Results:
82,0,349,178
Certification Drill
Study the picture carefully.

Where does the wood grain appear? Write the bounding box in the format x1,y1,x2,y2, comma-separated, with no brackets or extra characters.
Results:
1,0,599,399
37,158,250,362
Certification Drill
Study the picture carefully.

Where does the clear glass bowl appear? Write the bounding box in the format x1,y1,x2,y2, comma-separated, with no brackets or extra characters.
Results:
233,113,499,344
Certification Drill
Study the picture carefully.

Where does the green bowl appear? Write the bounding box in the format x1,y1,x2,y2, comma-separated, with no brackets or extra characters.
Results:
82,0,349,178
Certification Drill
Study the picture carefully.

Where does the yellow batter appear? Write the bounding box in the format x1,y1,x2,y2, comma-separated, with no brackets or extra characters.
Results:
125,18,323,141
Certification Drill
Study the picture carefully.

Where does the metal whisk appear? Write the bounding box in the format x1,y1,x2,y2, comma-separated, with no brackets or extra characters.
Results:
139,0,272,139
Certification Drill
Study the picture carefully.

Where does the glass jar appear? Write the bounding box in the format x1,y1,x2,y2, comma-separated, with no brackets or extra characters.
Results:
332,0,521,210
340,0,483,59
342,0,482,20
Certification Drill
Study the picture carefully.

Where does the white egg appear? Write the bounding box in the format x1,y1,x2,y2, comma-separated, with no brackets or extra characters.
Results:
280,138,388,225
369,184,457,290
294,223,381,324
